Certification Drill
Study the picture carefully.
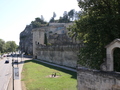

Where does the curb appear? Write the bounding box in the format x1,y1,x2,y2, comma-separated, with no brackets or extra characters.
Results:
34,59,77,72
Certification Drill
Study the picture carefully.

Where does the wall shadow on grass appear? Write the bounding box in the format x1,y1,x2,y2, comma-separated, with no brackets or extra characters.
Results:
24,60,77,79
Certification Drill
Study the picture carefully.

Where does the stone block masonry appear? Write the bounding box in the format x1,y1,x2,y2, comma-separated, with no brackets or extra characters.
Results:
77,67,120,90
36,44,82,68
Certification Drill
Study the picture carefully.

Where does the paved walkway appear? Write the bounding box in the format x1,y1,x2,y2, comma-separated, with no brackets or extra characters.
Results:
34,59,77,72
8,57,32,90
8,57,76,90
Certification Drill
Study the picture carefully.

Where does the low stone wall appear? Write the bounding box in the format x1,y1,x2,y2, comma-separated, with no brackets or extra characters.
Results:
36,45,81,68
77,67,120,90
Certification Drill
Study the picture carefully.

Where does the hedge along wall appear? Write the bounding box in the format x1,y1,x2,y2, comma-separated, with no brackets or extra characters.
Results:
77,67,120,90
36,44,81,68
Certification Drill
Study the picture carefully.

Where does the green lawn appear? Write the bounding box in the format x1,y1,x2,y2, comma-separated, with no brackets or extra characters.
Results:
22,60,77,90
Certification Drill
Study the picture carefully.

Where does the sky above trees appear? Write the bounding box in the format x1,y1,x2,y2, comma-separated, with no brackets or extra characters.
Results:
0,0,80,45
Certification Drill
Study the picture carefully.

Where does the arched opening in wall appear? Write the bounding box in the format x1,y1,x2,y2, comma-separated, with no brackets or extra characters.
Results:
113,48,120,72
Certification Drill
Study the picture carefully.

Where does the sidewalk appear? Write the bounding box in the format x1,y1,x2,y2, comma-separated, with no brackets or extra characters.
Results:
34,59,77,72
15,58,32,90
8,57,32,90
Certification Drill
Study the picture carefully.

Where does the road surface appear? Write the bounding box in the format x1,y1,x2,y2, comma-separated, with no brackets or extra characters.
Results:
0,57,12,90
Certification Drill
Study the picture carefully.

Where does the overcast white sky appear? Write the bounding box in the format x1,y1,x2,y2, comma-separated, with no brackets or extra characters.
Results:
0,0,80,45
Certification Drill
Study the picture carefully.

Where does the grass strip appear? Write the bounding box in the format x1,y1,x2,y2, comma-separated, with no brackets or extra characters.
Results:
22,60,77,90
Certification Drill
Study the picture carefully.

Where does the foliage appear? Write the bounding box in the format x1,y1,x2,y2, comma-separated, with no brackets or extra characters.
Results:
69,0,120,69
49,17,55,23
49,12,56,23
47,43,52,46
20,35,27,39
74,11,80,20
44,33,47,46
22,60,77,90
0,39,6,53
68,9,75,20
49,10,80,23
0,39,17,53
5,41,17,52
31,17,47,28
58,11,70,23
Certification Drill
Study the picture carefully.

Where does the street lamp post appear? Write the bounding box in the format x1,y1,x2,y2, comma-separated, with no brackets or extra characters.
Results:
12,58,14,90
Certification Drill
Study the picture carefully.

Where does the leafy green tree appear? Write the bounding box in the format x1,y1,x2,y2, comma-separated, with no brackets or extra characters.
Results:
53,12,56,18
58,16,63,23
49,12,56,23
0,39,5,53
31,17,47,28
31,21,41,28
49,17,54,23
74,11,81,20
68,9,75,20
69,0,120,69
5,41,17,53
62,11,69,23
58,11,70,23
44,33,47,46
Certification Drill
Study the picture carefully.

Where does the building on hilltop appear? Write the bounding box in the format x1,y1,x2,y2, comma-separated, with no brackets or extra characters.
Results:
19,22,80,57
32,23,80,58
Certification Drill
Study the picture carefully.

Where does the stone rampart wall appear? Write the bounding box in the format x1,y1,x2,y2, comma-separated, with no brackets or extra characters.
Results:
36,44,82,68
77,67,120,90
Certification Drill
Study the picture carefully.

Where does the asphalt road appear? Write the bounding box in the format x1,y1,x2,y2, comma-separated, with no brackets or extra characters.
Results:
0,57,12,90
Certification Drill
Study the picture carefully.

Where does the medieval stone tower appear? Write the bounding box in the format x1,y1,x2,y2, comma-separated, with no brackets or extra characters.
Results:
32,27,47,58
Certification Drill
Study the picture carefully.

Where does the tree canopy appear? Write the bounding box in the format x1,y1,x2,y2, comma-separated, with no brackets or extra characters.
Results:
69,0,120,69
31,17,47,28
0,39,5,53
0,39,17,54
68,9,75,20
49,10,79,23
5,41,17,53
49,12,57,23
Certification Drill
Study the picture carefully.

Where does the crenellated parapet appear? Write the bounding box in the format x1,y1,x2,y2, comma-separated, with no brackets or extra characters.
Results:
36,44,84,51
